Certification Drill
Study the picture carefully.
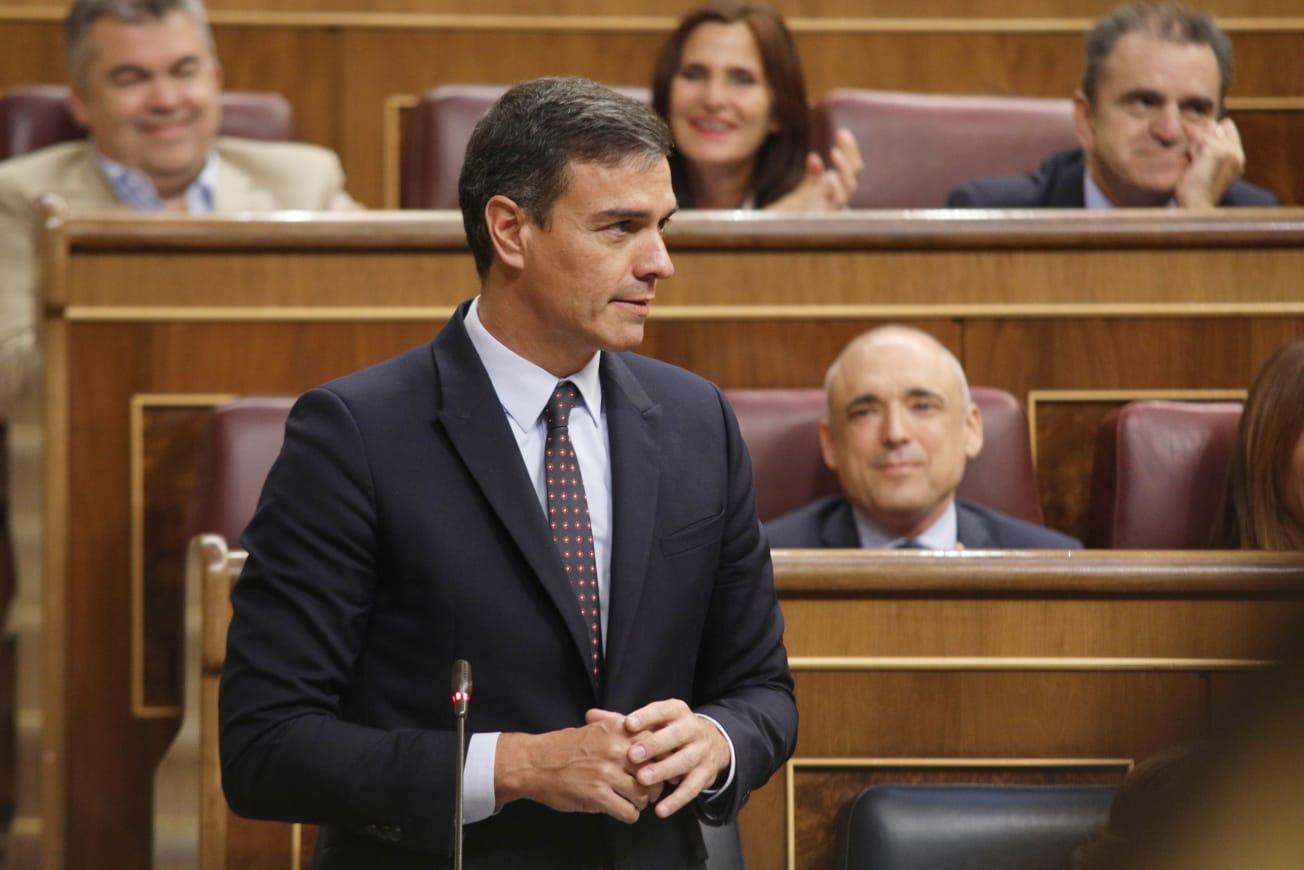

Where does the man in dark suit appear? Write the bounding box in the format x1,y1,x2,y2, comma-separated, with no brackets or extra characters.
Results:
948,3,1277,210
766,327,1080,550
219,77,796,869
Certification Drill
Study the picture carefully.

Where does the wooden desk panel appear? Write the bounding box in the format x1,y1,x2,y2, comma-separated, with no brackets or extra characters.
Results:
34,208,1304,867
756,550,1304,869
161,545,1304,870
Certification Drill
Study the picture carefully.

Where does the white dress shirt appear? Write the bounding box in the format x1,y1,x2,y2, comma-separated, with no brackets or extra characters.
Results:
459,298,733,823
853,499,959,549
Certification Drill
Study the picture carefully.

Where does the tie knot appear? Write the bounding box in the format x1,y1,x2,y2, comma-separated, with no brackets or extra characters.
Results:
894,539,928,550
544,381,581,430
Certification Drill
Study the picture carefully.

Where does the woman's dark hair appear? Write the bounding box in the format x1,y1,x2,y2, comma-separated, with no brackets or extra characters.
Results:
1211,340,1304,550
650,0,809,208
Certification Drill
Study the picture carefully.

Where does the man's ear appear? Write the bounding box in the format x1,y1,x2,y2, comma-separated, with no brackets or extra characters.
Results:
485,194,528,272
963,402,984,460
818,420,839,472
1072,89,1094,152
69,85,92,130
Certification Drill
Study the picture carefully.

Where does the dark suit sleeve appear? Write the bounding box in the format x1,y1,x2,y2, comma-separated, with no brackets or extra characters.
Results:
1222,180,1279,206
690,388,798,823
219,387,456,855
946,183,981,207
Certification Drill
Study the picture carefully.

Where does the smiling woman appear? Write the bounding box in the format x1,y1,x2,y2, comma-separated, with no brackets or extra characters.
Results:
650,0,862,211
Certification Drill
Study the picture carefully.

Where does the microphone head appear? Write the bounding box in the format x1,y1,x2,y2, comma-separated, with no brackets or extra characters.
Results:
451,659,472,715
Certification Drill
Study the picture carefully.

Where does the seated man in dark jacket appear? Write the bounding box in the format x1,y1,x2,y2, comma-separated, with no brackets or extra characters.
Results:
948,3,1276,209
766,327,1080,550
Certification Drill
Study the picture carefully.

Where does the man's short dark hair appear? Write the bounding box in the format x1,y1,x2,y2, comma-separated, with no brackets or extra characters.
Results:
66,0,215,87
458,76,672,278
1081,3,1233,109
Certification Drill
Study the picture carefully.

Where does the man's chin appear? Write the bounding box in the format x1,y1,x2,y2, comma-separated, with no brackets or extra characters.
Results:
596,324,646,353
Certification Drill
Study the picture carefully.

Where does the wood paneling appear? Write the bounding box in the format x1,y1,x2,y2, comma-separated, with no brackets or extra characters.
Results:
1234,105,1304,205
35,209,1304,867
740,550,1304,868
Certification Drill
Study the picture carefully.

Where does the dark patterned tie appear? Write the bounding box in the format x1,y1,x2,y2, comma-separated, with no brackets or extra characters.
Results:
543,381,603,684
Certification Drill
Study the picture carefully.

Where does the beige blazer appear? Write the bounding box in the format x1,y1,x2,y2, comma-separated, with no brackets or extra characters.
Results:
0,137,361,413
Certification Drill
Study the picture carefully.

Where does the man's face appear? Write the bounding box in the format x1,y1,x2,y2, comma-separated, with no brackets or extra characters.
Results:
511,157,677,376
819,334,983,538
70,11,221,197
1075,33,1222,206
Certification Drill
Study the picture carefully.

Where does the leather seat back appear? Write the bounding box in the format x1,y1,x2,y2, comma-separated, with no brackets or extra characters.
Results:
810,89,1078,208
1087,400,1243,549
836,783,1116,870
0,84,296,160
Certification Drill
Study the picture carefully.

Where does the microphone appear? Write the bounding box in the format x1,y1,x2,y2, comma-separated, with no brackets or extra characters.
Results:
450,659,472,870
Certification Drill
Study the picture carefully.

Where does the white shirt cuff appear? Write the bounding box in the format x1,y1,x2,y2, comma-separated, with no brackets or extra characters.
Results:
462,732,500,823
694,714,736,801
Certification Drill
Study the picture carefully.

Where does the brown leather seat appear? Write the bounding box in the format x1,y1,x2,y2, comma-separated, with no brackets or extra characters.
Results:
809,89,1078,208
0,84,296,160
187,397,295,543
726,386,1044,524
400,83,651,209
1087,401,1243,549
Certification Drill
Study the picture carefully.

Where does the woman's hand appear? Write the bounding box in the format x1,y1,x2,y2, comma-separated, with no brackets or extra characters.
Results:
767,128,863,211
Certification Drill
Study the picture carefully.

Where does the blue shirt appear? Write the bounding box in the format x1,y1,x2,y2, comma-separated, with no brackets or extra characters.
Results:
95,150,218,213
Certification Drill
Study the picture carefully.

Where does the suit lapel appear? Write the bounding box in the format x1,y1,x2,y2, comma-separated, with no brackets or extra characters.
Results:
819,498,860,548
955,502,995,549
214,150,276,210
63,143,124,207
600,353,660,691
430,310,595,687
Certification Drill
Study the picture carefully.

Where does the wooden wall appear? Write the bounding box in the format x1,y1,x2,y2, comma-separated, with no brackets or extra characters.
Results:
2,8,1302,205
29,208,1304,868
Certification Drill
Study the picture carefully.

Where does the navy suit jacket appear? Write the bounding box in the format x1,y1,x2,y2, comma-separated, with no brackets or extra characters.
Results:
219,305,796,869
765,494,1082,550
946,148,1278,208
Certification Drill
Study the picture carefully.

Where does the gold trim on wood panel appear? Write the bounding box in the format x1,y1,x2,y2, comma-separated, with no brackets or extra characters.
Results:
42,318,70,870
58,302,1304,323
783,756,1132,870
130,394,236,720
1227,97,1304,110
292,823,302,869
789,655,1271,671
383,94,418,210
64,306,458,322
1026,388,1247,469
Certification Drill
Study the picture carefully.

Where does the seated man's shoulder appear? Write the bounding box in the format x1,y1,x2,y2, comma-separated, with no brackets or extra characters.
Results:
764,495,847,549
947,148,1084,209
957,500,1082,549
215,136,341,171
215,137,355,208
1223,178,1278,207
0,141,95,203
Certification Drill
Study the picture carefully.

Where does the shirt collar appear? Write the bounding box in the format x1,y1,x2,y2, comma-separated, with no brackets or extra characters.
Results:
463,296,603,432
1083,168,1176,209
94,149,218,214
852,499,958,550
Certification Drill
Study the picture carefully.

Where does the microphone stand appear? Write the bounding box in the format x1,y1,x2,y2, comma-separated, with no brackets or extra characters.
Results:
451,660,472,870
